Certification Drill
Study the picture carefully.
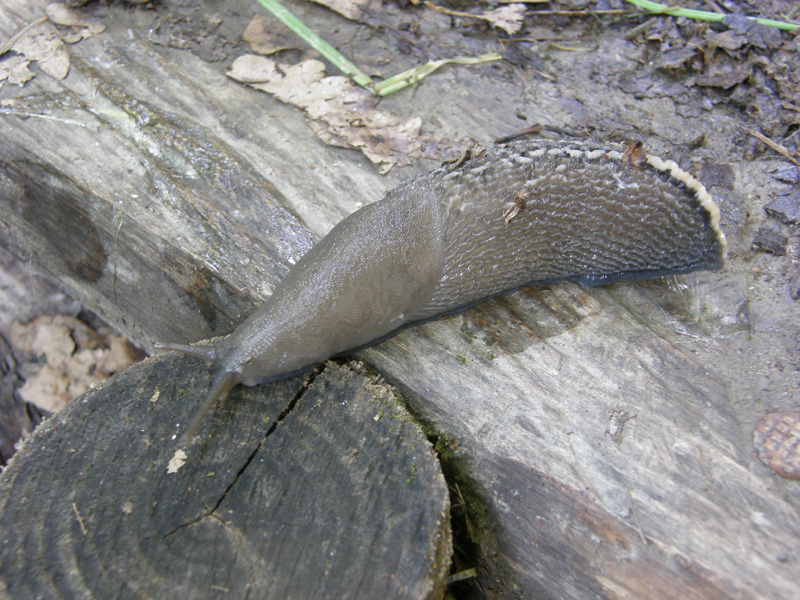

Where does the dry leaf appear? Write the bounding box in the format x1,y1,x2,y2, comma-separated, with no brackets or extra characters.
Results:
480,4,525,35
308,0,382,22
227,55,464,172
0,19,69,87
46,2,106,43
8,315,140,413
18,364,71,413
167,449,187,474
242,14,294,55
0,54,35,86
11,21,69,79
425,1,525,35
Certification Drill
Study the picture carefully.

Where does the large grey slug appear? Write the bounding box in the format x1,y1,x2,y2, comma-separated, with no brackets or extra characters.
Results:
155,138,726,436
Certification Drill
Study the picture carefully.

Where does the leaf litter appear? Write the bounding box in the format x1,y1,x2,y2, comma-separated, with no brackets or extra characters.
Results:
424,1,527,36
8,315,141,413
242,13,297,55
0,3,106,88
0,18,68,87
228,53,466,173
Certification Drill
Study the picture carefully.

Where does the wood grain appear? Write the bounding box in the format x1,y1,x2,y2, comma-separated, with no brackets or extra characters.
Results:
0,356,450,599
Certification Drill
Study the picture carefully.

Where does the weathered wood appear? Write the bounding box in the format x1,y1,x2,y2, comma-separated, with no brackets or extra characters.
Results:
0,54,317,347
0,355,451,599
1,0,799,598
367,282,800,598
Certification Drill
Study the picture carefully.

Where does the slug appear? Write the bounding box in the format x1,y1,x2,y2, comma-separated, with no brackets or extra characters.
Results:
155,138,726,436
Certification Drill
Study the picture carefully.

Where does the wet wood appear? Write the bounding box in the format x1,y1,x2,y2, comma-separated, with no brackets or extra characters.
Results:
1,0,798,598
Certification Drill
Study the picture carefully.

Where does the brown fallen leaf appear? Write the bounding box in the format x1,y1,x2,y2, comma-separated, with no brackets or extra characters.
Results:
8,315,140,413
307,0,382,22
0,54,36,86
242,14,295,55
480,4,526,35
425,1,526,35
227,54,465,173
0,18,69,87
46,2,106,44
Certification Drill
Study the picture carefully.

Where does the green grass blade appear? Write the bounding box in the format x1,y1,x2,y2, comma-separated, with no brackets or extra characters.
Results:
255,0,375,89
374,53,503,96
254,0,505,96
625,0,798,31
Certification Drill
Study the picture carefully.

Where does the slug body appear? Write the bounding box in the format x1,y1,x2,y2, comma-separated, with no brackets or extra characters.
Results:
156,138,726,429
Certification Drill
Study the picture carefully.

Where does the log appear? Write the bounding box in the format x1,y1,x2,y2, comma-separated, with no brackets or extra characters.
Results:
0,355,451,598
1,0,799,598
0,1,454,596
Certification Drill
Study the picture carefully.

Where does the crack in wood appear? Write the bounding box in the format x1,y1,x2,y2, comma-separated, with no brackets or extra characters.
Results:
160,365,324,538
208,365,325,516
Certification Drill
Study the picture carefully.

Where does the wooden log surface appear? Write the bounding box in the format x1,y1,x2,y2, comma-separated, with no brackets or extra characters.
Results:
0,355,451,598
1,0,799,598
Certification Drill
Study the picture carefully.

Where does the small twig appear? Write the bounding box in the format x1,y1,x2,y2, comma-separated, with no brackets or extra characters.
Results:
748,129,800,166
452,482,474,536
0,16,48,56
508,35,593,42
425,1,485,21
447,568,478,584
72,502,88,536
705,0,726,15
254,0,502,96
423,0,527,33
549,35,600,52
624,16,660,39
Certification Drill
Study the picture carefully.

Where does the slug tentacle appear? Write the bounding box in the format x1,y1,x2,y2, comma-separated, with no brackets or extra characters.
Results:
181,369,237,442
153,341,217,363
156,137,727,438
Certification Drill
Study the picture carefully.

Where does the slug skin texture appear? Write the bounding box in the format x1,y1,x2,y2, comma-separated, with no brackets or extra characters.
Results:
155,138,726,435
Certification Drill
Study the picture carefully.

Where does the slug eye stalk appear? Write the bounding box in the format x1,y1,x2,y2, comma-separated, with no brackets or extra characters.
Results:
153,341,233,443
152,341,217,363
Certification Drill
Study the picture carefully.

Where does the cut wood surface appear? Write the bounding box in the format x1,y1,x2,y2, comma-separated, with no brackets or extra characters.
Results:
1,0,799,598
0,356,451,599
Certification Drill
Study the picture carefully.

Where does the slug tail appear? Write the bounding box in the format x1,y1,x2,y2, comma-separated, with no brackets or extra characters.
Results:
153,341,217,363
181,370,237,443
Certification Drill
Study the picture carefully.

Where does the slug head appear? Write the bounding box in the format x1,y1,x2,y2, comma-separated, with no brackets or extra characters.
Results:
152,339,239,442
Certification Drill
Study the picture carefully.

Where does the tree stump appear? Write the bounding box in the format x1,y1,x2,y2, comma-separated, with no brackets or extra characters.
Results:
0,355,451,598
